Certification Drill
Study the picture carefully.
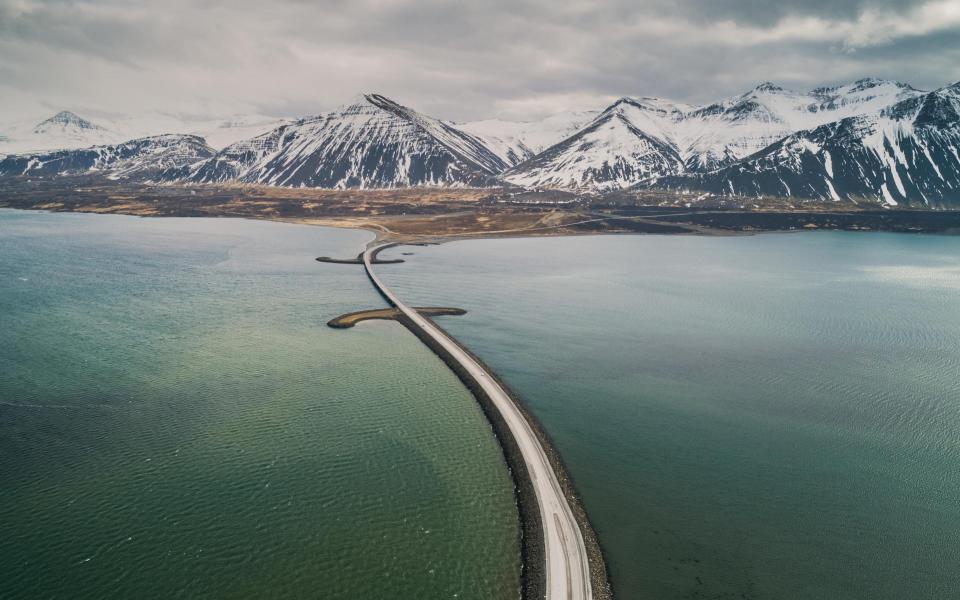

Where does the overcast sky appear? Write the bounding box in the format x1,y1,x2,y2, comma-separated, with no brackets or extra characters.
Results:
2,0,960,124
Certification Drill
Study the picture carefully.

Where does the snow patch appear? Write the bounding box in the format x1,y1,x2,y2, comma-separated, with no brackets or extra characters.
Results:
825,178,841,201
880,183,898,205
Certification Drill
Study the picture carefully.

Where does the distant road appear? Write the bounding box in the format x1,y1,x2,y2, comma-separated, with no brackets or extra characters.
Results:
363,244,594,600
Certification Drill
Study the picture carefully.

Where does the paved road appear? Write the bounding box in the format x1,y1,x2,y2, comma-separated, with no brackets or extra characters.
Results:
363,244,593,600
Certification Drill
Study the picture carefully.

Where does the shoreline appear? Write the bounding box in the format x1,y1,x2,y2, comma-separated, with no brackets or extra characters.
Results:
4,180,960,242
16,202,959,243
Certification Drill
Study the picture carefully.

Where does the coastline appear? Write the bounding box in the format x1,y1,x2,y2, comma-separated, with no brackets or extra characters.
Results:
4,178,960,243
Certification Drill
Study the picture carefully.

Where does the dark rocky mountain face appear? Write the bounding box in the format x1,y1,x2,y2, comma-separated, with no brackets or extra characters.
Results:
162,127,288,184
649,84,960,208
0,135,214,180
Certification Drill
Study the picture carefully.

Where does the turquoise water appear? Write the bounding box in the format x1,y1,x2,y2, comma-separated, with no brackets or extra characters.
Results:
377,233,960,600
0,210,520,599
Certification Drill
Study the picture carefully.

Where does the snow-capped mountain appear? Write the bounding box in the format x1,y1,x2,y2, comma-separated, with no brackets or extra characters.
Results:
172,94,508,188
103,113,289,150
162,126,287,183
2,80,957,206
191,116,290,150
0,111,286,156
651,83,960,208
32,111,105,136
679,79,923,170
457,109,599,166
0,111,124,156
506,78,925,190
0,134,215,180
503,98,687,190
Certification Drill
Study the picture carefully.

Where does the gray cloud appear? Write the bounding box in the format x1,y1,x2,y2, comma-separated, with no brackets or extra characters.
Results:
1,0,959,124
666,0,932,26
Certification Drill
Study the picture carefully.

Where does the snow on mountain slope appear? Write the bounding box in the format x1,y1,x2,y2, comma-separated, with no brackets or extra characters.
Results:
679,79,924,170
3,80,952,203
174,94,508,188
0,134,215,181
504,98,685,190
0,111,125,156
105,113,289,150
457,109,599,166
508,79,925,190
162,126,286,184
650,83,960,208
0,111,286,156
193,116,290,150
32,111,106,137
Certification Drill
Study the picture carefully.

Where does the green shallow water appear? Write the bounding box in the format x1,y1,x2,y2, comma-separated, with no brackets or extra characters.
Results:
377,232,960,600
0,210,520,599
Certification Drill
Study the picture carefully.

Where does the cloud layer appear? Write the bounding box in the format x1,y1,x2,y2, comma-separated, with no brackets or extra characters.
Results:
1,0,959,124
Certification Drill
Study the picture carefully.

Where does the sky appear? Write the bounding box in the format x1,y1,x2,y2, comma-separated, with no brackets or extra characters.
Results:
2,0,960,125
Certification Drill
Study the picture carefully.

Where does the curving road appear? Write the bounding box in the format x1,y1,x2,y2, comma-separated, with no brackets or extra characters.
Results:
363,244,593,600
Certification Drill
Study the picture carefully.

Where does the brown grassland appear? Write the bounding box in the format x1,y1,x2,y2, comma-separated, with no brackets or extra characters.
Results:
2,176,958,242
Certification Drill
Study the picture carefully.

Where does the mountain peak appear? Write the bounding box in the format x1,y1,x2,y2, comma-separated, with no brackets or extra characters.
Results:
34,111,103,132
812,78,918,97
851,77,909,87
848,77,914,92
330,93,409,119
362,93,405,112
178,90,506,188
606,96,682,117
333,93,378,110
49,110,84,122
752,82,786,93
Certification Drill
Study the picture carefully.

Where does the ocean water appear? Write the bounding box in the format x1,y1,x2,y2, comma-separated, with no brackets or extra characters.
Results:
0,210,520,599
377,232,960,600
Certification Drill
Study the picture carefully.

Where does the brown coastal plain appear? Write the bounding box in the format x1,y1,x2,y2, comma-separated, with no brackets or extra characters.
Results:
3,176,959,242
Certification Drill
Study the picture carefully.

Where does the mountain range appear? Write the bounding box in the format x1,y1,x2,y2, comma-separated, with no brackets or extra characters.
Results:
0,111,285,156
2,78,959,208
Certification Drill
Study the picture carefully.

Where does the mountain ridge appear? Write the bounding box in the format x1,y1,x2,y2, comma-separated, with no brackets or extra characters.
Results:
0,134,215,181
170,93,508,188
648,82,960,207
505,78,926,189
2,80,959,208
